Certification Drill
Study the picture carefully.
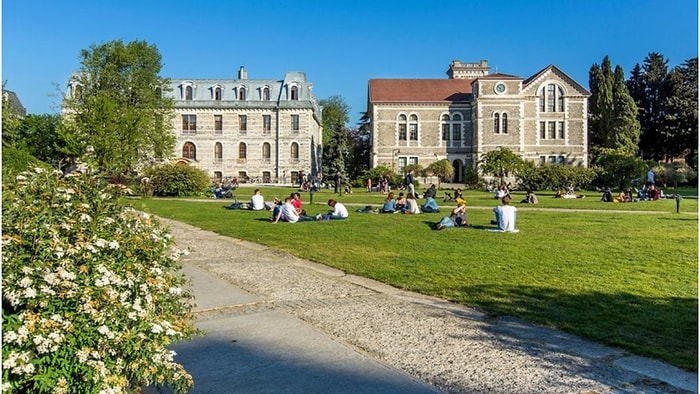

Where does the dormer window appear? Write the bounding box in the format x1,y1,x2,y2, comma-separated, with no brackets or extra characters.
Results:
238,86,246,101
214,86,222,101
262,86,270,101
290,86,298,100
185,86,193,100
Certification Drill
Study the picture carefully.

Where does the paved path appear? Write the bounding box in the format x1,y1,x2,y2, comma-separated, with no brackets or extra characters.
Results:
150,218,697,393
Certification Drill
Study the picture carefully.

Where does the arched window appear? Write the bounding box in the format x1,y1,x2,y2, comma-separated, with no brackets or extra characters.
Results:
409,114,418,141
262,142,271,162
441,114,450,141
238,87,246,101
494,113,500,133
214,142,223,162
540,84,565,112
182,142,196,160
238,142,247,161
262,87,270,101
185,86,193,100
290,86,298,100
452,114,462,141
502,113,508,134
398,114,407,141
214,87,222,101
290,142,299,162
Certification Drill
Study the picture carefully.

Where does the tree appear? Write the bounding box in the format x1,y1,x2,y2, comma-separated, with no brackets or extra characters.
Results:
479,147,525,185
588,56,640,155
62,40,175,178
592,148,648,190
627,52,672,161
2,83,22,147
427,159,454,189
14,114,67,168
319,95,350,184
664,58,698,167
346,111,372,180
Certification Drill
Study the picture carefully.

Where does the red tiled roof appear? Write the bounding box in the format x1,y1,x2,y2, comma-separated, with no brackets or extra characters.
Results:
368,79,474,103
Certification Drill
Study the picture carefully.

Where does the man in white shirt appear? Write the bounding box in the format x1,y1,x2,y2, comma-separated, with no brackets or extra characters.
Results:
249,189,265,210
493,195,518,232
279,197,315,223
322,199,349,220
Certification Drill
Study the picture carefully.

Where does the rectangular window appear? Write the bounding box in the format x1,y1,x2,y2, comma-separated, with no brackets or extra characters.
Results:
214,115,222,134
548,155,557,164
539,156,546,165
452,124,461,140
409,124,418,140
291,114,299,133
182,114,197,134
398,124,407,140
557,155,566,165
557,121,565,139
548,121,556,139
239,115,247,133
263,114,271,133
442,124,449,141
540,121,546,139
408,156,418,165
398,157,407,174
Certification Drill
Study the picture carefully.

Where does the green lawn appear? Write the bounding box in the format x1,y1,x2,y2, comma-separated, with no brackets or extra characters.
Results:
135,186,698,371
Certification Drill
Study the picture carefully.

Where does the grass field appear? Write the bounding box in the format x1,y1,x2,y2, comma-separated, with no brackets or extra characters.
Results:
135,186,698,371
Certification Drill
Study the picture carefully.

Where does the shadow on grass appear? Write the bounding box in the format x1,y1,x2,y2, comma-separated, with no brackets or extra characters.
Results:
453,284,698,371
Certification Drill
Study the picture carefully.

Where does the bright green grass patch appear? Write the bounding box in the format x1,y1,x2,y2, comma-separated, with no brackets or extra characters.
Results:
136,197,698,371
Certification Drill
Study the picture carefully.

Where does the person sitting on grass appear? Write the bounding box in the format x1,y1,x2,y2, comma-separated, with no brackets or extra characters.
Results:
403,193,421,214
321,199,349,220
520,190,539,204
491,195,518,232
270,198,283,223
420,195,440,213
381,192,397,213
395,192,407,211
435,202,468,230
275,196,315,223
454,188,465,205
249,188,266,211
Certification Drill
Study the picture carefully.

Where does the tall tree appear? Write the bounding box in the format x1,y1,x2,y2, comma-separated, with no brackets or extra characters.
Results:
588,56,639,155
2,84,22,147
14,114,66,167
479,147,525,185
627,52,671,161
664,57,698,167
319,95,350,183
62,40,175,177
346,111,372,180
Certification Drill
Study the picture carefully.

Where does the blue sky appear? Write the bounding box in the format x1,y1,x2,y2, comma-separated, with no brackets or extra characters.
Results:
2,0,698,125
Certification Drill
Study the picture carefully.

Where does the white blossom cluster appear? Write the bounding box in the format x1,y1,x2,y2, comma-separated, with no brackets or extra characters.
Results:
2,168,196,393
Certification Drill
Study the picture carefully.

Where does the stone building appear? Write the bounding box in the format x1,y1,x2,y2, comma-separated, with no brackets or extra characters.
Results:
367,60,591,182
167,67,323,184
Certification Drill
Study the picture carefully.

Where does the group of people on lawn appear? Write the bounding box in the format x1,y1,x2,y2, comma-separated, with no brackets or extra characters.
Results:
239,184,517,232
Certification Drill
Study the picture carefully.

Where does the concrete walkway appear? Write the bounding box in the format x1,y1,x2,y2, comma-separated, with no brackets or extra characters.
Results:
148,219,697,393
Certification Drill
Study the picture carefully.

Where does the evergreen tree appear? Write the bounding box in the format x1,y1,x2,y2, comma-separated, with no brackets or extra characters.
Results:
627,52,671,161
664,57,698,167
319,95,350,184
610,66,640,153
62,40,175,177
588,56,639,155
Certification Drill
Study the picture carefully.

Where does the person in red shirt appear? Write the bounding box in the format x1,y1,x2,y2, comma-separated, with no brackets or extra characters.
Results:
291,192,305,215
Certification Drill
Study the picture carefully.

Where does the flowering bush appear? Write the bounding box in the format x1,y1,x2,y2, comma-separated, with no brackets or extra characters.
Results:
2,168,197,393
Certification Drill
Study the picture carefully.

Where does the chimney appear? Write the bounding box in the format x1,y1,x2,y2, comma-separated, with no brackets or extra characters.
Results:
238,66,248,80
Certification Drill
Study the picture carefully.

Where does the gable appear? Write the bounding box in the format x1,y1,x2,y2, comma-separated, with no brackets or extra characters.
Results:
522,65,590,97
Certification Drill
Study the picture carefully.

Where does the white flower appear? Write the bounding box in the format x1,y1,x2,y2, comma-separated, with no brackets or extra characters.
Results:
168,287,182,295
150,323,163,334
103,217,115,225
76,348,90,363
79,213,92,223
24,287,37,298
19,277,33,288
94,238,108,248
33,167,45,173
15,174,27,181
108,240,119,249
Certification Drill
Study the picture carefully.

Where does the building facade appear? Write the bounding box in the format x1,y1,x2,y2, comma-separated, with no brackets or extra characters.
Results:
367,60,591,182
167,67,323,184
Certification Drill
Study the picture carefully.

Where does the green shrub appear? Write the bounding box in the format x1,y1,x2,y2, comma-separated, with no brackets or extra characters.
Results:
143,163,210,197
2,168,197,393
1,146,49,176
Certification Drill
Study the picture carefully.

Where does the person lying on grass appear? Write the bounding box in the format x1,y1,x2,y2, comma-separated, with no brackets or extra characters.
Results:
435,202,468,230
